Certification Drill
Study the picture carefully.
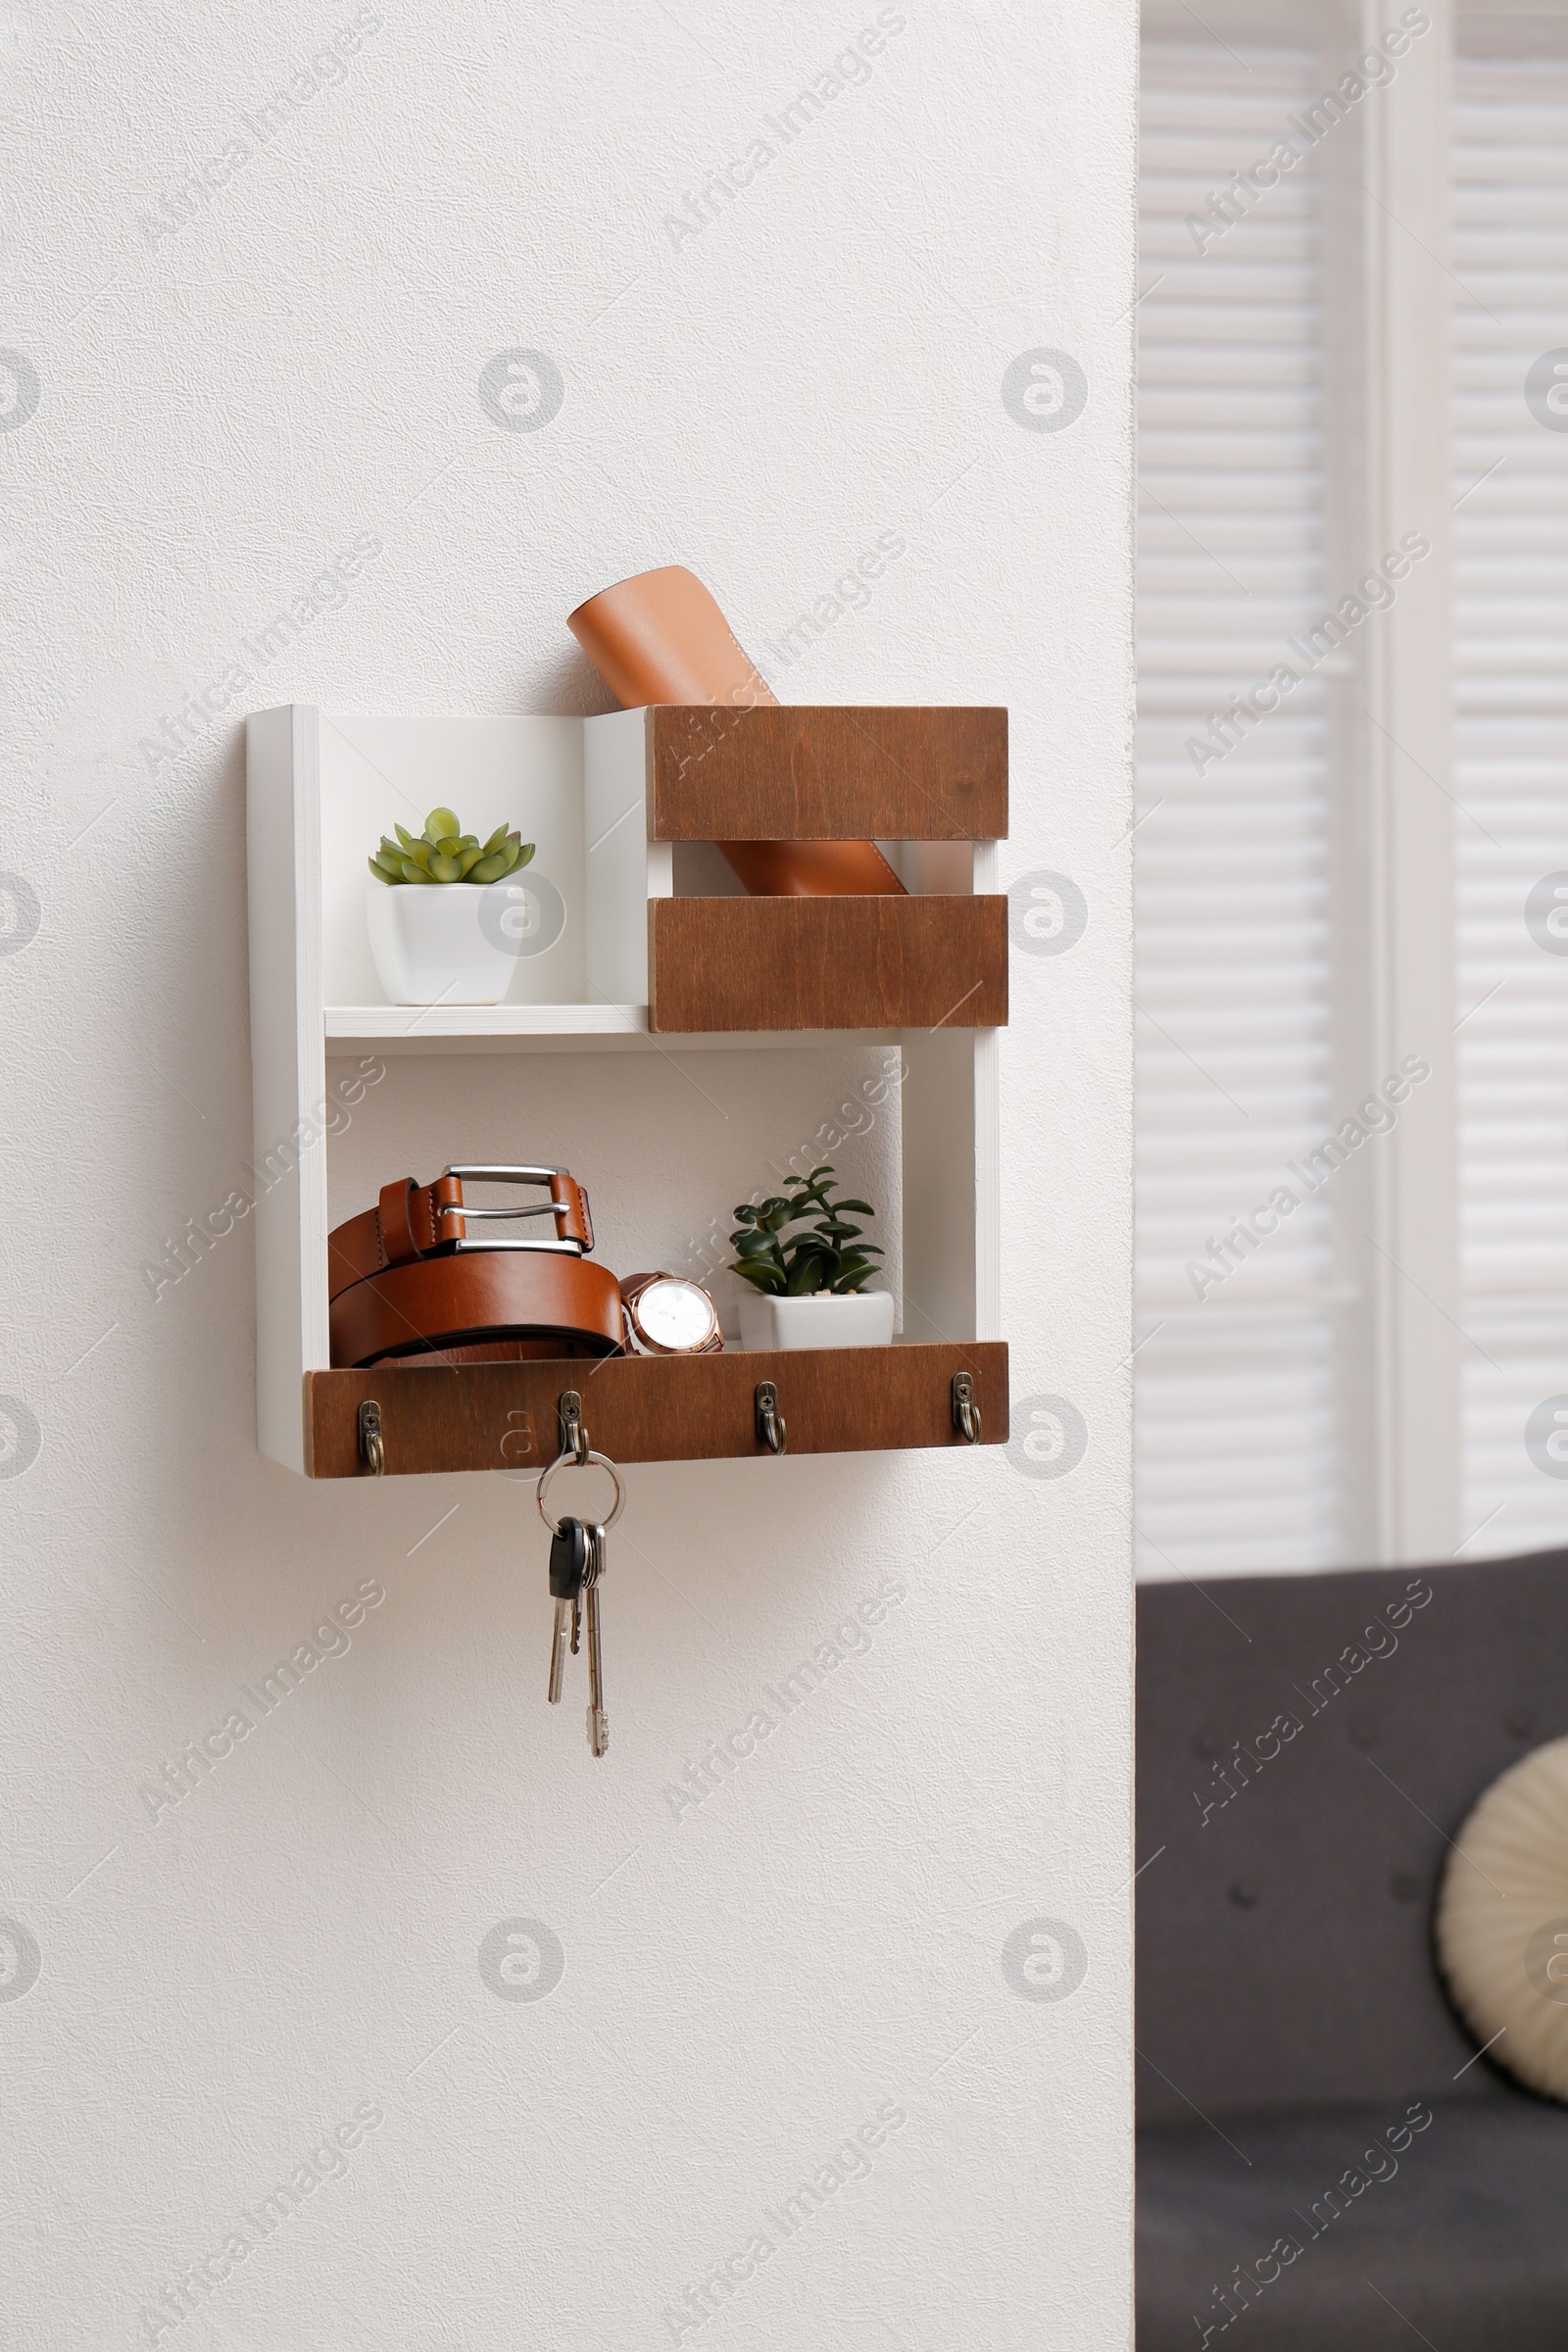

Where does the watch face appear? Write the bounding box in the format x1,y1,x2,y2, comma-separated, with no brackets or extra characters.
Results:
635,1278,716,1353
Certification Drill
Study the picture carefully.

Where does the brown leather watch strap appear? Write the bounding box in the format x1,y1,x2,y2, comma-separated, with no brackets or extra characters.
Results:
329,1250,623,1369
327,1169,593,1302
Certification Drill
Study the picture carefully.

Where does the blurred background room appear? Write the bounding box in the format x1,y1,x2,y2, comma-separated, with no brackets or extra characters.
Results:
1134,4,1568,2341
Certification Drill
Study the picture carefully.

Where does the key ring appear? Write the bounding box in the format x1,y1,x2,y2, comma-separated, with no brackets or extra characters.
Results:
537,1447,626,1536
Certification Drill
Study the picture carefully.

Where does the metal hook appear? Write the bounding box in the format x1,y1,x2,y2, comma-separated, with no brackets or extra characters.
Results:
952,1371,982,1446
358,1397,384,1475
538,1389,624,1533
755,1381,787,1456
558,1389,590,1466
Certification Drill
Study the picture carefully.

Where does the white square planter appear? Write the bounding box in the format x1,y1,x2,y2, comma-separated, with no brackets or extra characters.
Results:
737,1290,897,1351
365,874,545,1005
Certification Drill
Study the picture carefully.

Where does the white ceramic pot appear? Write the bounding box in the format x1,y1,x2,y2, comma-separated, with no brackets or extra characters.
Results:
366,876,520,1006
737,1289,896,1351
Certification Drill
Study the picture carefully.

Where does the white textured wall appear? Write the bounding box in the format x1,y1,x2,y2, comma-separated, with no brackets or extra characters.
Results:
0,3,1137,2344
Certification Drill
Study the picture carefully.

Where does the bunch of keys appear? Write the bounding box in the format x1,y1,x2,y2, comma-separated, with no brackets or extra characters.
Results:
537,1404,624,1760
546,1517,609,1757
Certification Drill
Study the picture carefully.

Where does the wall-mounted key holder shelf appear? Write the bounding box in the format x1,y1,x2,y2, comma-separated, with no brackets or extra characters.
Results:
309,1346,1007,1476
246,703,1008,1475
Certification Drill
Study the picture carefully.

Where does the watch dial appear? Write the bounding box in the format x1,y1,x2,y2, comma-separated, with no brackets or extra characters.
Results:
638,1279,715,1351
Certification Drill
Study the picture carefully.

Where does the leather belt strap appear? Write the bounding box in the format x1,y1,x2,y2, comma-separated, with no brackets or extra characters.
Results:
328,1167,593,1302
329,1250,623,1370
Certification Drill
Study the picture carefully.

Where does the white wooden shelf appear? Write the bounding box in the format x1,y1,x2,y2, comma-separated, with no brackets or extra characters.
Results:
323,1007,918,1057
324,1002,649,1050
246,704,1004,1476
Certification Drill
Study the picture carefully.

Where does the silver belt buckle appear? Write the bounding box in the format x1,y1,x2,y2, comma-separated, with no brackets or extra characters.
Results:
435,1165,588,1258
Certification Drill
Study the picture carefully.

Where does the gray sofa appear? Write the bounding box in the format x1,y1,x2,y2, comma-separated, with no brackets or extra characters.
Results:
1137,1549,1568,2349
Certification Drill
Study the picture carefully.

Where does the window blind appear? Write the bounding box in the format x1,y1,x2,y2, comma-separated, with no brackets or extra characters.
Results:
1136,43,1337,1579
1452,56,1568,1555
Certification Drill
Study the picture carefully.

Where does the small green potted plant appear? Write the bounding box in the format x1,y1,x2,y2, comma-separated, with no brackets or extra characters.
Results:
729,1165,894,1349
365,806,536,1005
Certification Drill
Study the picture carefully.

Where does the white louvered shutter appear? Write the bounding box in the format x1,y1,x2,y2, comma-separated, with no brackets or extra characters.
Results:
1136,44,1337,1578
1452,56,1568,1553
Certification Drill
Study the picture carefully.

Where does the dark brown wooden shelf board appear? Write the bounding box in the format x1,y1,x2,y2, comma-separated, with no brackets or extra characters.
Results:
648,706,1007,843
648,894,1007,1033
305,1342,1007,1478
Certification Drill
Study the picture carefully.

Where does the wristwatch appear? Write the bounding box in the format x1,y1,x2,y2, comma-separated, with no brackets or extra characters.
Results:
619,1271,723,1356
327,1166,623,1368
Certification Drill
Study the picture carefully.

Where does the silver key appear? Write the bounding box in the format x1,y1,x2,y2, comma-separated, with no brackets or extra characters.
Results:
547,1596,571,1704
583,1523,609,1757
547,1518,587,1705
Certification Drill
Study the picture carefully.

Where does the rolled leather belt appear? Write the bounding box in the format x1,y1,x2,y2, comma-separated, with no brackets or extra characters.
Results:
566,565,906,899
327,1166,622,1369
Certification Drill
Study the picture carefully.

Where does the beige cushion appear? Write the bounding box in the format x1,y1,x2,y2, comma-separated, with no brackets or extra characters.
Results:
1437,1734,1568,2101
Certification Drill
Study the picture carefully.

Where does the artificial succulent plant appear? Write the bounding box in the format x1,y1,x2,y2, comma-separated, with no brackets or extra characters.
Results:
729,1164,884,1297
368,807,535,886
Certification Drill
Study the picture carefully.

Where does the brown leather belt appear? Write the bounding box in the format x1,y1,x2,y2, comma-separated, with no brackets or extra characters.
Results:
327,1166,621,1369
329,1166,594,1292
